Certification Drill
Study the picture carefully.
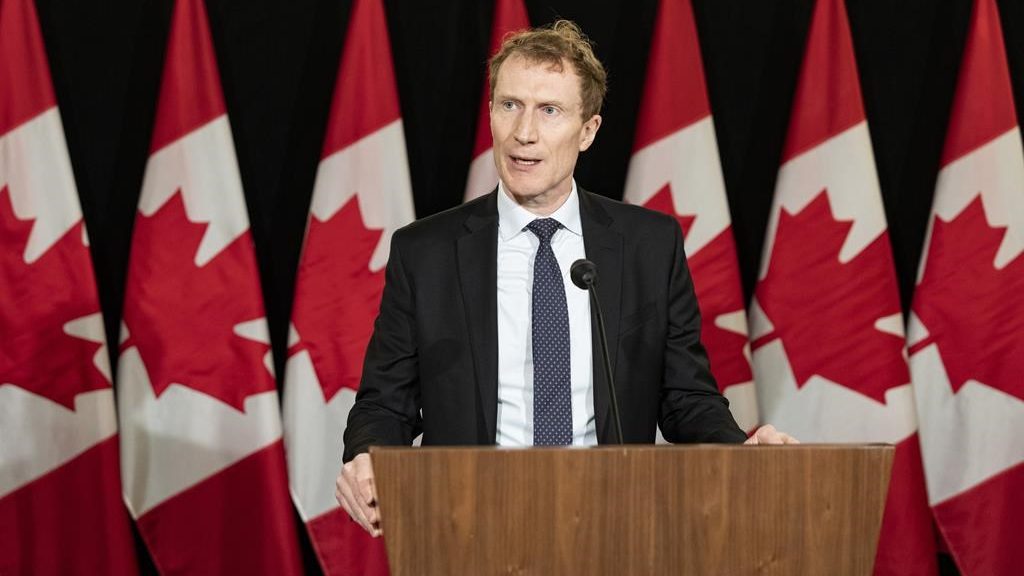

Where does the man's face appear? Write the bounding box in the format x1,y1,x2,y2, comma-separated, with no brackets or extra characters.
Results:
490,55,601,210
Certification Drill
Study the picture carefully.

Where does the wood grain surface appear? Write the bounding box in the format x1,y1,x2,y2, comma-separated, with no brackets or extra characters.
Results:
370,444,894,576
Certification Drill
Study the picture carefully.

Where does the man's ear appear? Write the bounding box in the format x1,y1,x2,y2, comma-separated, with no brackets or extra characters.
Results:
579,114,602,151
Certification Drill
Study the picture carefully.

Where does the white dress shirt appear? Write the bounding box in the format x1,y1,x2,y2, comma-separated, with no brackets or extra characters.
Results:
495,180,596,446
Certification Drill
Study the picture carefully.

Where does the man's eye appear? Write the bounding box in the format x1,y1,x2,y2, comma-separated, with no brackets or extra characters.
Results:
502,101,517,111
541,106,558,116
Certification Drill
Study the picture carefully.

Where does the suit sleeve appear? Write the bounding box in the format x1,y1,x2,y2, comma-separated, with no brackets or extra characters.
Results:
343,232,423,462
658,219,747,444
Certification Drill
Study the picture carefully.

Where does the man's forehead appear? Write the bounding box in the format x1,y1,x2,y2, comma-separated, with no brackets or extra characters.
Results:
501,53,577,78
494,54,583,103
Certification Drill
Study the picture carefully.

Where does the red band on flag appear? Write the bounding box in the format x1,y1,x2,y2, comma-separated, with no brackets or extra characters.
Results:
320,0,403,157
0,0,57,134
136,442,302,575
779,0,865,163
940,0,1019,166
0,438,137,575
149,0,228,153
632,0,711,151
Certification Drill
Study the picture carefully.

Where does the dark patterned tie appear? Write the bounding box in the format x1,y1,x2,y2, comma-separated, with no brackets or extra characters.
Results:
527,218,572,445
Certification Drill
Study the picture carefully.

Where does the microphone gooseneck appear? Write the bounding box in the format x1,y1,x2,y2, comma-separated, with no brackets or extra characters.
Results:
570,259,624,445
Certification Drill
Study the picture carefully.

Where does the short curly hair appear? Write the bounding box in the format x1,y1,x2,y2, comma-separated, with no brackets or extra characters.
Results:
488,20,608,119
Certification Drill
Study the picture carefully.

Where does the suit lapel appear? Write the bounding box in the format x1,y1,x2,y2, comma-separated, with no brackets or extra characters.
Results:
457,193,500,443
579,190,623,444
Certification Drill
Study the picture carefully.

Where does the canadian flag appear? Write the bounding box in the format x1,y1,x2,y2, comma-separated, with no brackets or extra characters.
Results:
623,0,756,432
748,0,936,574
0,0,137,573
463,0,530,202
907,0,1024,573
282,0,415,573
117,0,302,573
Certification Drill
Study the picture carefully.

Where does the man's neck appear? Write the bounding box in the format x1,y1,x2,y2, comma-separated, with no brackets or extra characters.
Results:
502,182,574,217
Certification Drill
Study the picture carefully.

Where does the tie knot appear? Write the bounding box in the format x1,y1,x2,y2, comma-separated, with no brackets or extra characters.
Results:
527,218,561,243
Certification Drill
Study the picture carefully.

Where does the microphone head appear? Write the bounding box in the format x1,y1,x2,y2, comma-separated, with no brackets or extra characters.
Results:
570,259,598,289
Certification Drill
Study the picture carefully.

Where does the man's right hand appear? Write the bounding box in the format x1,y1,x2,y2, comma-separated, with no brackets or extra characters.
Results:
335,453,381,537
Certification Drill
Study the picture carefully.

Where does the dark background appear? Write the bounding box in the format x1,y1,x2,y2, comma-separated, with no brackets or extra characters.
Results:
32,0,1023,573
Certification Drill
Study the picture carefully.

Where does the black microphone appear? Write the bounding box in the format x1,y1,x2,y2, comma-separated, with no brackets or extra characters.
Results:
570,259,624,445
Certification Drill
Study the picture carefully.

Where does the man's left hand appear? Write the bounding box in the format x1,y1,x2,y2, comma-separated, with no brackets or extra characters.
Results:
744,424,799,445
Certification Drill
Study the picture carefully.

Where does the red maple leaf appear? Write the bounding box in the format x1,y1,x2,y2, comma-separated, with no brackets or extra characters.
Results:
289,197,383,402
910,195,1024,401
121,191,274,410
645,186,753,389
751,191,908,402
0,185,107,408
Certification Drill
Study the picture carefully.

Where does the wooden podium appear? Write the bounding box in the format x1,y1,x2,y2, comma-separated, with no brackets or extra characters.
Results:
371,444,893,575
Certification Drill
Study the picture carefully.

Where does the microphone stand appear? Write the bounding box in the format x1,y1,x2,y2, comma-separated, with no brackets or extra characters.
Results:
571,259,624,445
588,286,624,445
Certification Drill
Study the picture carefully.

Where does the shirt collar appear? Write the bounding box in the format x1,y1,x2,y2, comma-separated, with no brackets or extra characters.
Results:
496,179,583,241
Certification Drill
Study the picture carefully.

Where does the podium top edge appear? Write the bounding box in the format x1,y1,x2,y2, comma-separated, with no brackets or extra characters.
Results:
369,443,895,454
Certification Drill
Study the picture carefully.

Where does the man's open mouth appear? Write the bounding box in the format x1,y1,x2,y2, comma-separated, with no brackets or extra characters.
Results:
510,155,540,166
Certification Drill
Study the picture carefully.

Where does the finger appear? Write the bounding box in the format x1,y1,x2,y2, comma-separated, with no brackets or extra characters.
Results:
352,455,381,535
339,476,374,534
342,465,375,526
368,477,379,507
358,473,378,528
351,477,378,531
336,480,360,526
337,490,355,522
353,455,377,502
335,484,346,510
362,498,379,527
335,473,349,508
348,494,374,535
358,476,377,507
340,463,375,533
357,493,381,538
761,424,786,445
339,478,365,526
356,495,378,533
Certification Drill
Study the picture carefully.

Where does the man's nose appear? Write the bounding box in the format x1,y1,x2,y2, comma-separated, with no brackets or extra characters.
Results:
513,110,537,145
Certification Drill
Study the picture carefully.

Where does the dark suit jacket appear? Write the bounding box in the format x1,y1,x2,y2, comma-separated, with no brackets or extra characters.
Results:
343,189,745,462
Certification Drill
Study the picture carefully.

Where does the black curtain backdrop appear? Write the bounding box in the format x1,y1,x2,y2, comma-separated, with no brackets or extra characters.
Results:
31,0,1023,572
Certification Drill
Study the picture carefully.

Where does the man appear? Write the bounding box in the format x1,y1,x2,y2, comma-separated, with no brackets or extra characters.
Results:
336,20,795,537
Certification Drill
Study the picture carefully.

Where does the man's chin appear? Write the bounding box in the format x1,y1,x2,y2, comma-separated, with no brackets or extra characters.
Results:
502,183,545,202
